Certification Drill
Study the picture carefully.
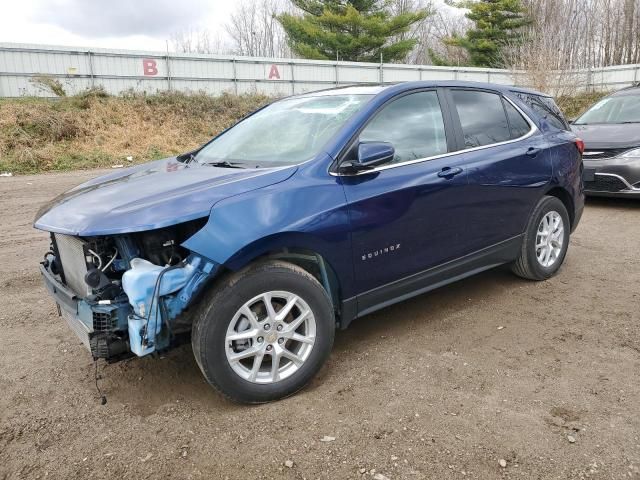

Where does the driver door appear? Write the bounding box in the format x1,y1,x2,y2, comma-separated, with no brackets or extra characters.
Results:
339,90,473,311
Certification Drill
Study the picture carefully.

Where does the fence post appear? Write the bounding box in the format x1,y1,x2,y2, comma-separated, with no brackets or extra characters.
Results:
87,50,95,88
379,52,384,85
232,58,238,95
290,61,295,95
166,54,172,91
634,65,638,85
335,61,339,86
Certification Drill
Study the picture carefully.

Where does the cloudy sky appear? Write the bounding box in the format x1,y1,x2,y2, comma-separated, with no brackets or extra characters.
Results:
0,1,457,53
0,0,235,51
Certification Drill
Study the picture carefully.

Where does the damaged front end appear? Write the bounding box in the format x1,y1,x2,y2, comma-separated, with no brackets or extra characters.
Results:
40,219,218,361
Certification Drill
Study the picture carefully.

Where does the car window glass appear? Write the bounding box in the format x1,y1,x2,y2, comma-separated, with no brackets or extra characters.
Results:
575,95,640,124
515,92,569,130
504,100,531,138
451,90,511,147
359,91,447,164
195,94,372,167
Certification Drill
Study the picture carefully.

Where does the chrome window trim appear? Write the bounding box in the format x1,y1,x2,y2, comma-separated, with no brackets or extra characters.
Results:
593,172,640,191
331,95,538,177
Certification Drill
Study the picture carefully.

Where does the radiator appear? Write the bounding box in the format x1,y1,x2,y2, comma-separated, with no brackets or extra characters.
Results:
54,233,91,297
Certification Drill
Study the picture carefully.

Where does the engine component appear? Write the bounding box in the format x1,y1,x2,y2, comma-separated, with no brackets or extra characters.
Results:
90,333,130,360
84,267,111,289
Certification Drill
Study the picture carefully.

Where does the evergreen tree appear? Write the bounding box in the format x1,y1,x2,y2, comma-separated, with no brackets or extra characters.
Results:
445,0,530,68
277,1,430,63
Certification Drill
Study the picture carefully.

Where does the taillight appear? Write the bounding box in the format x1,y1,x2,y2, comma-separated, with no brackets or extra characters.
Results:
575,138,585,154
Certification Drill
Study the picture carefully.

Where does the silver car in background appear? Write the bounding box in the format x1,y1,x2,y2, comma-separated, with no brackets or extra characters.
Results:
572,85,640,197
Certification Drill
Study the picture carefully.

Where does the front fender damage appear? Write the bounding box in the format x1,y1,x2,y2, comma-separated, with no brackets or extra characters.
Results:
122,254,218,357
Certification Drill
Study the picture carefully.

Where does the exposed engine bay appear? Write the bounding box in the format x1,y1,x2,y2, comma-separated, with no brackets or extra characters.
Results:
41,218,218,361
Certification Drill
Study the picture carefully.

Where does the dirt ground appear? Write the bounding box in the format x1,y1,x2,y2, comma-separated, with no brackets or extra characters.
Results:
0,170,638,480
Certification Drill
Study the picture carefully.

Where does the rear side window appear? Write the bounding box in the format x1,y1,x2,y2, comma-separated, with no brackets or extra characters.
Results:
450,90,511,148
504,100,531,138
360,91,447,164
515,93,569,130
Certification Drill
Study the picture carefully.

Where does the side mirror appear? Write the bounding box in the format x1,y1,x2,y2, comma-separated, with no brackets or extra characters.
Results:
356,141,395,168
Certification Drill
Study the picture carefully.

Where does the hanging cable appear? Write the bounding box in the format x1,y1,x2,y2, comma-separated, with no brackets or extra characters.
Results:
94,360,107,405
101,248,118,272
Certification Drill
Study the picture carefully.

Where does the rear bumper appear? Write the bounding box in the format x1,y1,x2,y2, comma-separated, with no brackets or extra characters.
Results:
583,158,640,195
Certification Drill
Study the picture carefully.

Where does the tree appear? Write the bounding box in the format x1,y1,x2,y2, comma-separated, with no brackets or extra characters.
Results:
277,0,430,62
444,0,530,68
170,28,229,54
226,0,292,58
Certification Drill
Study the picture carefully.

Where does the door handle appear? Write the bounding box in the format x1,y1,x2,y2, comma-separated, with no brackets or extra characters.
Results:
437,166,463,178
526,147,541,157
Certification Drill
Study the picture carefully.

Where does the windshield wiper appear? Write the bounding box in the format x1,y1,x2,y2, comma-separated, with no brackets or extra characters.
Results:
204,161,246,169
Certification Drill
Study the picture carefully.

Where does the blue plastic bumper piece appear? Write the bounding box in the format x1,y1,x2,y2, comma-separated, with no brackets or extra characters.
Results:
122,254,217,357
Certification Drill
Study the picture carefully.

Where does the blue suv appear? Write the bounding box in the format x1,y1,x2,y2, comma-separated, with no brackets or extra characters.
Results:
35,81,584,403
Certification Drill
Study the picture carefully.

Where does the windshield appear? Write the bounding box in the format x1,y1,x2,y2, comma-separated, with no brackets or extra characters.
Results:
575,95,640,124
194,94,373,167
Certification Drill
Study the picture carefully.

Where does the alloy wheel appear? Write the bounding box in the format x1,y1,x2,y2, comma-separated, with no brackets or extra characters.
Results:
225,291,316,384
536,211,564,268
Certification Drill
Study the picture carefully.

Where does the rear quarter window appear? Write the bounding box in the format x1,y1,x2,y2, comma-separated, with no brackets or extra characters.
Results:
513,92,569,131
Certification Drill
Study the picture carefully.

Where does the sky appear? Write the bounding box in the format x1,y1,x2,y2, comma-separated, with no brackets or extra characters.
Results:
0,0,457,53
0,0,236,51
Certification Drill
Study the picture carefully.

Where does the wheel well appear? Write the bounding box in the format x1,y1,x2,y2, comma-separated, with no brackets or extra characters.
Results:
546,187,574,228
255,248,341,312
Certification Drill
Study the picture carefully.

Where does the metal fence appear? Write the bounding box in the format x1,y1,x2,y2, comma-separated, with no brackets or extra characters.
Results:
1,42,639,98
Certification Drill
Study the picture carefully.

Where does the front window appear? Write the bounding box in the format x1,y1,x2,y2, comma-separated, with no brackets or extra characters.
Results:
194,94,373,167
574,94,640,125
359,91,448,164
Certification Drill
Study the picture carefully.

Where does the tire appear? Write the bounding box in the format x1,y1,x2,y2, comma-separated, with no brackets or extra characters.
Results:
511,195,571,281
191,260,335,404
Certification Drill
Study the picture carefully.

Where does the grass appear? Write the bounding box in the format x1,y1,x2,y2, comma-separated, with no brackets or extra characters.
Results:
0,90,270,174
0,88,609,175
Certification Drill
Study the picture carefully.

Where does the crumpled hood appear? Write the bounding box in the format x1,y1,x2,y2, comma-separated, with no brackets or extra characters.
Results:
34,157,297,236
571,123,640,149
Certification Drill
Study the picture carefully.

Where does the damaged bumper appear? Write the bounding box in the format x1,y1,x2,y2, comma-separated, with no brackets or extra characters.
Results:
40,262,131,359
40,231,219,362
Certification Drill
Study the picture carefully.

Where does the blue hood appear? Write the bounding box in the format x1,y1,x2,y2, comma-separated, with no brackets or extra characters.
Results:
34,157,297,236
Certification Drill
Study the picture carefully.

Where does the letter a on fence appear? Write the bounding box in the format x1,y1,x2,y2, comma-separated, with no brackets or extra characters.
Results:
268,64,280,80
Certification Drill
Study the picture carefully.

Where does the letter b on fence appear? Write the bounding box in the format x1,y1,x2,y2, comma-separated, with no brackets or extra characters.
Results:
143,59,158,76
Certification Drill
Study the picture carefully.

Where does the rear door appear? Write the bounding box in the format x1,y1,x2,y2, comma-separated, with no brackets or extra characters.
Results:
445,88,553,251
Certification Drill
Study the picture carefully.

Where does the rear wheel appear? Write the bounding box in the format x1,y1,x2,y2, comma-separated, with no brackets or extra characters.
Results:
511,196,570,281
191,260,335,403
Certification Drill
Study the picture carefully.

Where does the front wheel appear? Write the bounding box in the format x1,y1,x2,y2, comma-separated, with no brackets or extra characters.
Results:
191,260,335,403
511,196,571,281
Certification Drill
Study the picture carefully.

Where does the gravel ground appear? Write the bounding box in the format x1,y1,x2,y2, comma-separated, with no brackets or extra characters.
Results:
0,170,639,480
